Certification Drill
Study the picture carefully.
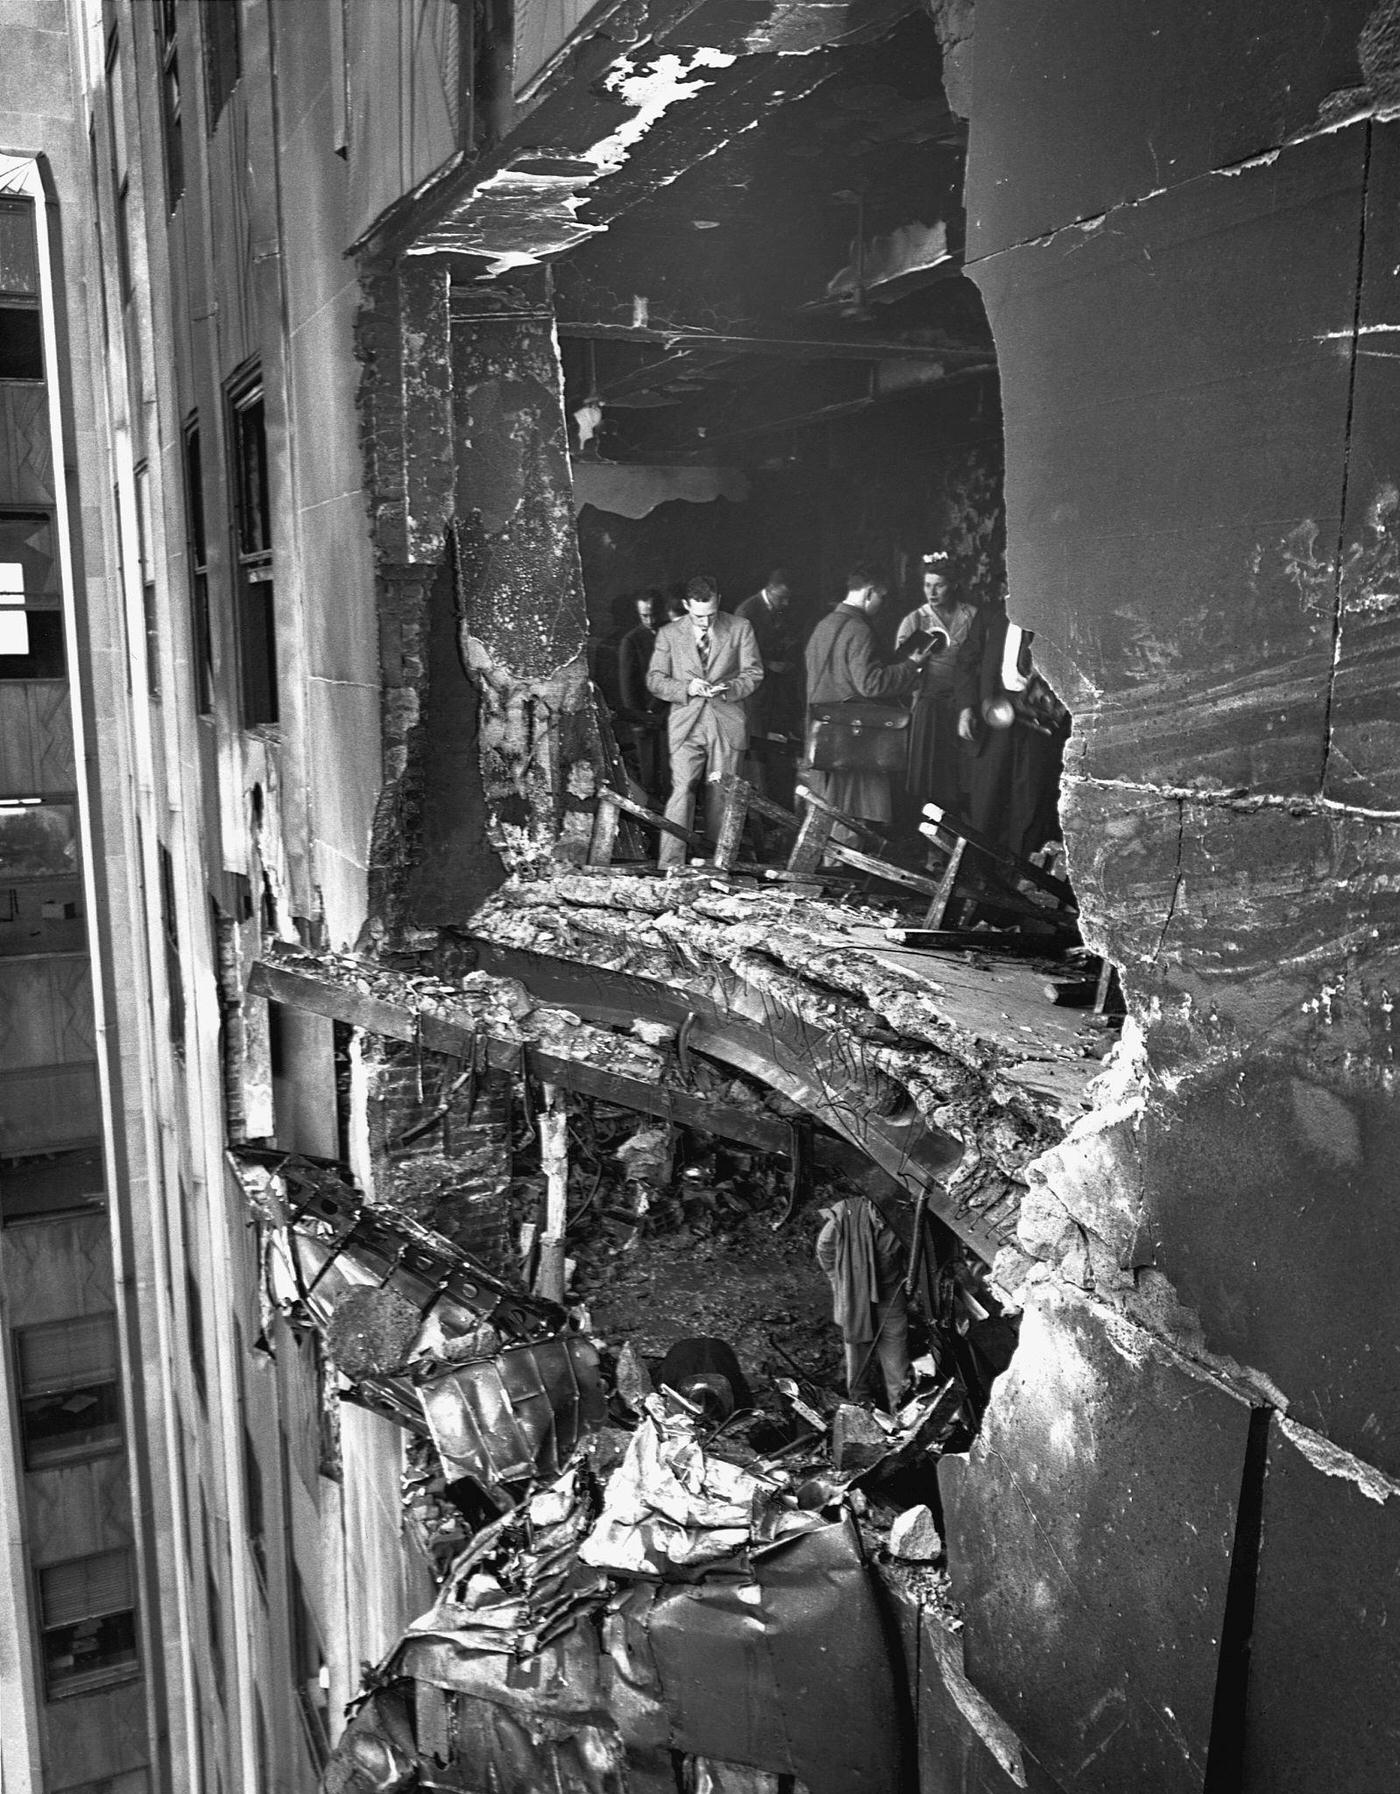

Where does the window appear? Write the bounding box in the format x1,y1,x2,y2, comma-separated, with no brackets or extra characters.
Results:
227,373,277,724
156,0,185,210
243,1421,266,1582
134,464,159,700
182,419,213,713
0,1143,105,1224
37,1550,139,1698
0,196,42,381
186,1264,207,1407
0,511,63,679
158,843,184,1052
16,1314,121,1469
106,37,134,304
0,800,77,880
202,0,241,130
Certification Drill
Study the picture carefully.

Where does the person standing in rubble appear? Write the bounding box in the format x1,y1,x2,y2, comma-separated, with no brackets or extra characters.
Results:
802,564,923,838
815,1194,911,1411
737,567,803,810
616,588,668,801
897,551,980,828
647,575,763,868
957,592,1067,865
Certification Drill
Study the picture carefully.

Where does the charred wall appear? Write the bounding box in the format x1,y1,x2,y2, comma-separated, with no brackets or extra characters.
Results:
359,266,606,936
944,5,1400,1790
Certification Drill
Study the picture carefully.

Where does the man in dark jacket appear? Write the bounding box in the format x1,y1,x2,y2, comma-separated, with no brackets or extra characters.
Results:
803,565,922,831
737,567,802,826
616,589,667,799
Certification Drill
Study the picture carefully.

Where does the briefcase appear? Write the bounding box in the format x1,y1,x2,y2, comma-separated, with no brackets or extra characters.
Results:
806,700,911,774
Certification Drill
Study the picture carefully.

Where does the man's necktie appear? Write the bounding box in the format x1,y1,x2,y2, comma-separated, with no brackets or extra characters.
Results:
696,624,711,672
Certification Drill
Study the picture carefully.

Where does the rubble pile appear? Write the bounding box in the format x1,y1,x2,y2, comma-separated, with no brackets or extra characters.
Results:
237,1150,996,1793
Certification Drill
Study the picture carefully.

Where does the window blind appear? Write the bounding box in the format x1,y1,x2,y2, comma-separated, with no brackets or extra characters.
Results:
39,1549,132,1626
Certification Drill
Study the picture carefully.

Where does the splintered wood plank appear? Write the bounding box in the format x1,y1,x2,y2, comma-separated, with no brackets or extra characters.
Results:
597,786,702,847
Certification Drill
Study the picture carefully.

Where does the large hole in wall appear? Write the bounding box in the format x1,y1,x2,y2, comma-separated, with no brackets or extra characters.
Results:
350,1024,1023,1572
555,6,1075,911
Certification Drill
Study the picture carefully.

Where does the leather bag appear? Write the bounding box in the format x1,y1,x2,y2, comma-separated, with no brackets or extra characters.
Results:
806,700,910,774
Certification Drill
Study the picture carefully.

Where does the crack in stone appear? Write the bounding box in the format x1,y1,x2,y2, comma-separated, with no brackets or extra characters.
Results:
1151,798,1186,968
1072,772,1400,821
1321,120,1374,798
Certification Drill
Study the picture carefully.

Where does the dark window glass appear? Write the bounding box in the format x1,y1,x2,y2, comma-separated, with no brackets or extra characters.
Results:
0,802,77,881
202,0,241,129
182,420,213,713
228,376,277,724
0,197,39,296
186,1266,207,1407
156,1,185,209
0,1143,104,1223
0,510,56,591
243,1423,266,1581
38,1551,138,1698
17,1314,121,1468
0,511,61,676
135,464,160,700
0,610,63,678
0,307,42,380
158,843,185,1052
106,38,134,302
115,179,133,301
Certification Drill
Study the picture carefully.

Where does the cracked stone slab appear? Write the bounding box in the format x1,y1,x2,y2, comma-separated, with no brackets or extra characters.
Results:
1138,1056,1400,1478
1241,1412,1400,1790
974,129,1365,799
1325,121,1400,811
965,0,1378,263
940,1282,1254,1794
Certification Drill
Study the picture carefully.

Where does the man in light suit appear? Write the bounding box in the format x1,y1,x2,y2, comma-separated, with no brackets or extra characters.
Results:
646,575,763,868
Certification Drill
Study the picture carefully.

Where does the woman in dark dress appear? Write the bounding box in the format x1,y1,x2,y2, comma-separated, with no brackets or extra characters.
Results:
897,557,980,822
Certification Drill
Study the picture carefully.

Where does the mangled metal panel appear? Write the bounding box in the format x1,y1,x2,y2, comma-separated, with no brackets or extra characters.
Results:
419,1337,607,1486
638,1515,905,1794
234,1150,605,1490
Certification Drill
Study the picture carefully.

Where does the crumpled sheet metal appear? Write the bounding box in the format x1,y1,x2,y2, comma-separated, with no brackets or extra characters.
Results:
415,1692,631,1793
419,1333,606,1487
637,1515,906,1794
579,1401,780,1576
405,1467,609,1665
404,1592,815,1794
320,1685,418,1794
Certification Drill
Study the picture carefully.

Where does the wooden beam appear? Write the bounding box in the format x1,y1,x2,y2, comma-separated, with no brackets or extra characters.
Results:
920,802,1076,908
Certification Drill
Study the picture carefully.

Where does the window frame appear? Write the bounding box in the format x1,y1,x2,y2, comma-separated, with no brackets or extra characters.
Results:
182,416,214,715
157,841,185,1054
15,1313,123,1471
36,1548,140,1700
226,369,278,726
0,194,43,382
202,0,242,131
155,0,186,212
0,507,64,681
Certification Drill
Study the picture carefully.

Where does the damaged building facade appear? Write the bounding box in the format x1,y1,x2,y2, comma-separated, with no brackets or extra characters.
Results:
1,0,1398,1790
